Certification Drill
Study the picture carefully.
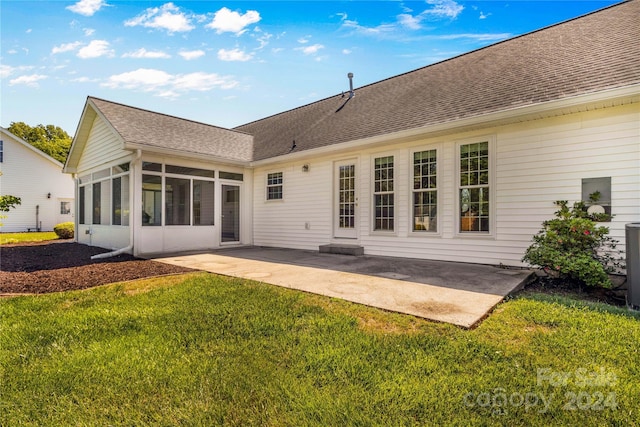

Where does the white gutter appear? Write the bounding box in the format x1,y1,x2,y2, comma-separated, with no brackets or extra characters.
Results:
91,245,132,260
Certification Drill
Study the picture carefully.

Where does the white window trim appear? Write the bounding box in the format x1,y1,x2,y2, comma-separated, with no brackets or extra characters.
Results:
265,171,284,202
409,144,442,237
371,152,397,235
455,135,496,239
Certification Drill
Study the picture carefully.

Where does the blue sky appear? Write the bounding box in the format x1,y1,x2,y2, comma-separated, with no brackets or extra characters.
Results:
1,0,620,135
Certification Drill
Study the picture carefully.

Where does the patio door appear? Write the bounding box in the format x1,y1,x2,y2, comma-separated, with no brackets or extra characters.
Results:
334,160,357,239
221,184,240,243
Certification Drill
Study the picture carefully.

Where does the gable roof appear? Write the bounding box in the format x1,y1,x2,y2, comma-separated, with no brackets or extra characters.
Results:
66,97,254,171
1,127,64,168
235,0,640,161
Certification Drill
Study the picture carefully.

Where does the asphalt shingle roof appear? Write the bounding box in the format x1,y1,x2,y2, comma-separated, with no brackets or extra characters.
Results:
235,0,640,161
89,97,254,162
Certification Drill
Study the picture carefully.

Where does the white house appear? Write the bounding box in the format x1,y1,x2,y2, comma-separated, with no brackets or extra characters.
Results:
63,1,639,265
0,128,75,232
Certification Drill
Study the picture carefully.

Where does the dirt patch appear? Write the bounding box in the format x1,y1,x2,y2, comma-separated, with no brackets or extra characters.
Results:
0,240,197,294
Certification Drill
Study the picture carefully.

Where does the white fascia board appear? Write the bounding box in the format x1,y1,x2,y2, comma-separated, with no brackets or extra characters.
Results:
250,84,640,167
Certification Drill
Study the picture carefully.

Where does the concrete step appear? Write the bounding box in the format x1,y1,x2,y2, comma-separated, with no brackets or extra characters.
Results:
319,244,364,256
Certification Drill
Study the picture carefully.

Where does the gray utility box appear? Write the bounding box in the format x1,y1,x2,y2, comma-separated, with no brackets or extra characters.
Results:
626,223,640,310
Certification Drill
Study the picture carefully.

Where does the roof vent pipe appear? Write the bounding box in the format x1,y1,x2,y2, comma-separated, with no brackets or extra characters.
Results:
347,72,355,98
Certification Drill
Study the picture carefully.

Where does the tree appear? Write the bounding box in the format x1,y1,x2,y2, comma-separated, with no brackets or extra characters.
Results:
7,122,72,163
0,195,21,226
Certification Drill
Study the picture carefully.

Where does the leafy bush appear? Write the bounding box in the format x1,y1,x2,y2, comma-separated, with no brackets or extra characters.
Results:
53,222,75,239
522,201,624,288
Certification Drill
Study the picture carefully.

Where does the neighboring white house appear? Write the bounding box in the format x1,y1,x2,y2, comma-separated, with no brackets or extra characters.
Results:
0,128,75,232
63,1,639,266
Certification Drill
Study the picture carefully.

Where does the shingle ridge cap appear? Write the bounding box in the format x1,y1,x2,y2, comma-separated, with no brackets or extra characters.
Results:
233,0,631,130
87,96,252,137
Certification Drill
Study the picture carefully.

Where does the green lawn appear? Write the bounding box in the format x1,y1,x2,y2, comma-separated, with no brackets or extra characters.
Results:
0,231,58,245
1,272,638,425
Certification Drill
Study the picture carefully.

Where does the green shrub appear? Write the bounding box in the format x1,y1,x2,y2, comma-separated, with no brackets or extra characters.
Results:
522,201,624,288
53,222,75,239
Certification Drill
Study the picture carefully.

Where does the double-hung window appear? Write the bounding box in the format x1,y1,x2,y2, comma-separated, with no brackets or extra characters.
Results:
412,149,437,232
459,141,490,233
266,172,283,200
373,155,394,231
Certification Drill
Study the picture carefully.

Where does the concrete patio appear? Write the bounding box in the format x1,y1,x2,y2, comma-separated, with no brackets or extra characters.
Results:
153,246,534,328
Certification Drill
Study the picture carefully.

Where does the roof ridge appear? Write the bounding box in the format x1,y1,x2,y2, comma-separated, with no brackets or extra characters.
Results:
88,96,252,136
234,0,631,130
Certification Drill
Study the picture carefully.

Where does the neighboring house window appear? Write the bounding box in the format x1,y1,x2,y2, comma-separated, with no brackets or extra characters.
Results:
373,155,394,231
459,141,490,233
60,201,71,215
0,140,3,162
266,172,283,200
413,149,437,232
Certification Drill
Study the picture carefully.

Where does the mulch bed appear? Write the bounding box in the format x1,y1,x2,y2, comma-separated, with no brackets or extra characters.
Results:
0,240,197,294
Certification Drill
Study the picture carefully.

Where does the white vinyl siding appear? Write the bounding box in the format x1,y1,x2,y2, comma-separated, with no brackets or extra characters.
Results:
0,131,75,232
76,117,128,173
252,103,639,267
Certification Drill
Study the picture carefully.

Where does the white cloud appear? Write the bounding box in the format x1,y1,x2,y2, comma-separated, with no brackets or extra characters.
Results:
71,76,99,83
122,48,171,59
7,49,18,55
173,72,238,91
424,0,464,19
206,7,260,35
434,33,511,41
1,64,34,78
297,36,310,44
254,30,272,50
341,1,463,36
217,48,252,62
77,40,114,58
9,74,48,87
66,0,107,17
179,50,205,60
397,14,422,30
479,12,491,20
52,41,83,54
84,28,96,36
102,68,238,97
125,3,195,34
296,44,324,55
342,49,352,55
340,18,397,37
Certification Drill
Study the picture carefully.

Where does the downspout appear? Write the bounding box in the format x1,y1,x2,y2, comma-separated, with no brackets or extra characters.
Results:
90,150,142,260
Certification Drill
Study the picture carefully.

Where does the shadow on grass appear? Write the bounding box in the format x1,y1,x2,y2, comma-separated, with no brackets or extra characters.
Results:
511,291,640,320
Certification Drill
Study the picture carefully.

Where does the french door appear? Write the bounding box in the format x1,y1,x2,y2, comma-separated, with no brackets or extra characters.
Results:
334,160,358,239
